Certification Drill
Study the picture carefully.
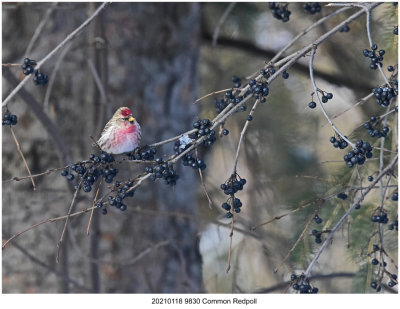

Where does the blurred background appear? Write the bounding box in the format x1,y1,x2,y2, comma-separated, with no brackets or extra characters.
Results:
2,2,398,293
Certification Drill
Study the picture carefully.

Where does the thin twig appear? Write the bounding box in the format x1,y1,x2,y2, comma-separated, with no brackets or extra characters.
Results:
86,180,102,235
149,129,197,148
2,63,21,67
322,92,374,126
212,2,236,47
195,149,213,208
2,205,97,250
56,172,87,263
43,41,74,111
232,99,259,174
2,2,110,108
309,46,355,148
226,213,235,273
304,155,398,279
271,7,350,64
10,127,36,190
88,59,108,104
193,88,239,105
251,198,324,231
24,2,58,56
274,203,322,273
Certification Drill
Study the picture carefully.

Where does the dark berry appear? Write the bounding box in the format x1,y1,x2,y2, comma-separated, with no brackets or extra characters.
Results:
61,170,68,176
308,101,317,109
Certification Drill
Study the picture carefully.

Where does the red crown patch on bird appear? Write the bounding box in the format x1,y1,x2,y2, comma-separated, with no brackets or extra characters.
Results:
121,108,132,117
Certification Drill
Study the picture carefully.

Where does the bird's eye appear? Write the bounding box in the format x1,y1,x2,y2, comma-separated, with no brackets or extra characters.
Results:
122,117,129,121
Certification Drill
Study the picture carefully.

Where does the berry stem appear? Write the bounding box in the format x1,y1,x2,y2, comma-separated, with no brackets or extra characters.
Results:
10,127,36,191
232,99,260,175
226,212,235,273
86,180,102,236
195,149,213,208
56,170,88,263
309,47,356,148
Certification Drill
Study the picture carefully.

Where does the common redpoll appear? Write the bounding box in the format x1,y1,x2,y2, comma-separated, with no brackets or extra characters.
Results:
97,107,141,154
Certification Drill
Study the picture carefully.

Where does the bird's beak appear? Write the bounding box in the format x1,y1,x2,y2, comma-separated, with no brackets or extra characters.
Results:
128,116,134,124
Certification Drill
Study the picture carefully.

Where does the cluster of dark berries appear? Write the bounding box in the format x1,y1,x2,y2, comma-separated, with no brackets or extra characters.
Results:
220,173,246,218
337,193,348,200
260,67,275,79
246,79,269,103
392,192,398,201
104,181,135,212
291,275,318,293
21,58,36,75
146,158,179,186
394,26,398,35
61,152,117,193
371,211,389,224
320,91,333,103
182,154,207,170
191,119,217,147
363,116,390,138
33,70,49,86
372,86,397,107
312,229,323,243
329,135,348,149
269,2,291,22
2,112,18,126
173,138,207,171
339,25,350,32
343,140,373,168
127,145,157,161
303,2,321,14
221,197,243,218
261,66,288,83
214,82,246,114
220,173,246,196
22,58,49,86
363,45,385,70
388,219,398,231
214,98,228,114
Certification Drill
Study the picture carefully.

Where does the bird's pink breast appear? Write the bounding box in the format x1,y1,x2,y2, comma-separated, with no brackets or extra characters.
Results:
120,124,137,134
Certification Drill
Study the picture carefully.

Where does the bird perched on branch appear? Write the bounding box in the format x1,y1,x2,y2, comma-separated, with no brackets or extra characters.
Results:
97,107,141,154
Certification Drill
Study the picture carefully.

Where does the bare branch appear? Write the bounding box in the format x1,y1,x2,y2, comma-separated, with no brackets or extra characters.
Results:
10,127,36,190
24,2,58,56
212,2,236,47
2,2,110,108
304,155,398,279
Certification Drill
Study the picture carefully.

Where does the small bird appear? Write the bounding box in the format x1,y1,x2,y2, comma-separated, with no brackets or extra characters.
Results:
97,107,141,154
